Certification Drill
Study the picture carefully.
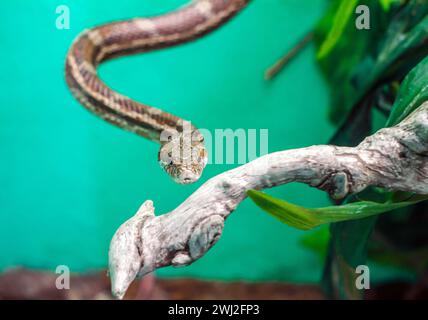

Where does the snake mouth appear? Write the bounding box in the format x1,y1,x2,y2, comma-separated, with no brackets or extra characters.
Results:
176,171,200,184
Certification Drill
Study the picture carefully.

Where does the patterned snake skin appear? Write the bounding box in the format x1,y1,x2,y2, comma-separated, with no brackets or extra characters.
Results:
65,0,250,184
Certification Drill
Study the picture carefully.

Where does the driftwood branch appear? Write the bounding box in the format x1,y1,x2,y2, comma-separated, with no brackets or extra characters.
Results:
108,103,428,299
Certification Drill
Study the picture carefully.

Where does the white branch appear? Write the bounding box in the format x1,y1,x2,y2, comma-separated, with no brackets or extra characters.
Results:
108,103,428,299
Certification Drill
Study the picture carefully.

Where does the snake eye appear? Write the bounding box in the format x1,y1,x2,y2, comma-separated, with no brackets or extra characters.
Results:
167,152,173,165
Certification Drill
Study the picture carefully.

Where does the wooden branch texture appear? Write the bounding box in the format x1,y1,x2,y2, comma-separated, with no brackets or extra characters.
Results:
108,103,428,299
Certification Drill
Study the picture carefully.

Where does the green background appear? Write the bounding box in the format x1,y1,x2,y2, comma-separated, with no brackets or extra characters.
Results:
0,0,338,283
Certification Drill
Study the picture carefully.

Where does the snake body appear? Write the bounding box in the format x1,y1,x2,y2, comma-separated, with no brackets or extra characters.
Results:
65,0,250,183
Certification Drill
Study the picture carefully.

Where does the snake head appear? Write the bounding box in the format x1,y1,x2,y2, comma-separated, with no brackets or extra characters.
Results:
158,131,208,184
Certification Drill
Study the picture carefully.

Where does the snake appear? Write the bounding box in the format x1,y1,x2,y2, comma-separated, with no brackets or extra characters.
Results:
65,0,250,184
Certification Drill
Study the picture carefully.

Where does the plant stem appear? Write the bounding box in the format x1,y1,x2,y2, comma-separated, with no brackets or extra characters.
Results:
265,32,314,80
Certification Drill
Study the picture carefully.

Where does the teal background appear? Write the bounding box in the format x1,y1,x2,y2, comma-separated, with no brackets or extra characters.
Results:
0,0,339,283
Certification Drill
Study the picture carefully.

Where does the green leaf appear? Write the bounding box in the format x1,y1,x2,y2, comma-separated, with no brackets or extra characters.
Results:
312,0,428,300
369,241,428,273
370,5,428,84
300,226,330,259
323,217,378,299
314,0,390,123
317,0,358,59
379,0,397,12
386,55,428,126
314,0,428,124
329,91,373,146
247,190,428,231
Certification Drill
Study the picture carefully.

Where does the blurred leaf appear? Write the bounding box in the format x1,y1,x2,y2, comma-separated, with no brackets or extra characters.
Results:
369,239,428,273
317,0,358,59
356,0,428,101
314,0,391,123
315,0,428,124
329,90,373,146
313,0,428,300
322,58,428,295
387,55,428,126
322,217,378,299
380,0,399,11
300,227,330,259
247,190,428,231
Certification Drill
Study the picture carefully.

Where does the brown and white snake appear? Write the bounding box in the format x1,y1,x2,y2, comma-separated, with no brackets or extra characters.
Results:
65,0,250,184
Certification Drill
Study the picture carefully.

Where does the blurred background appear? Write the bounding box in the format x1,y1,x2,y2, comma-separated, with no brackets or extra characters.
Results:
0,0,426,299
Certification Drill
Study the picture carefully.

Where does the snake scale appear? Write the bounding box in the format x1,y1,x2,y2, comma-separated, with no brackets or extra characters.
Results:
65,0,250,184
